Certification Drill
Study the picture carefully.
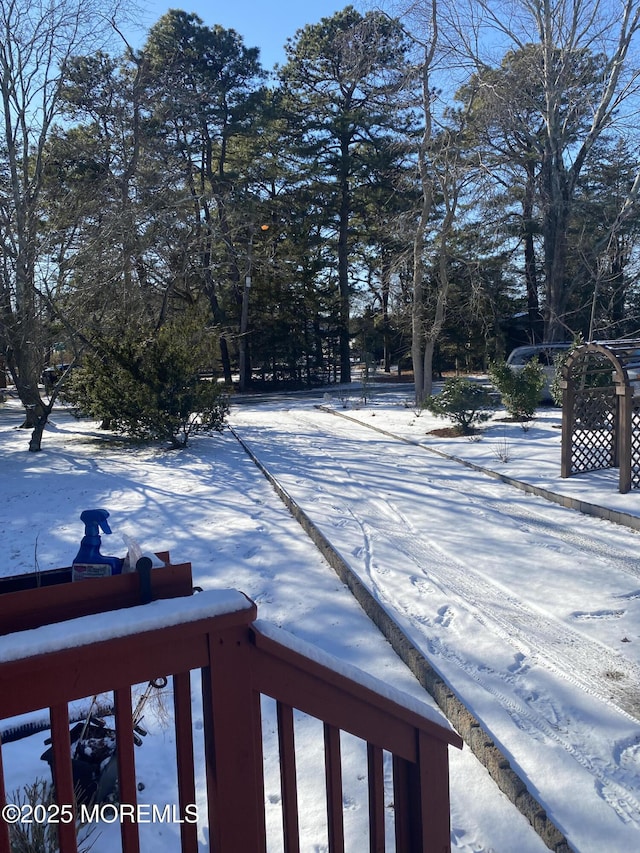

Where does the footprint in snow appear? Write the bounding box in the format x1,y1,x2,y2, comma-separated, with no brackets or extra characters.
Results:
615,734,640,767
436,605,454,627
508,652,529,675
572,609,625,620
411,576,434,596
598,780,640,827
617,589,640,601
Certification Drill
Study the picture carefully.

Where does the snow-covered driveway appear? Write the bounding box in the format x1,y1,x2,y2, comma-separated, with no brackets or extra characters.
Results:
230,397,640,853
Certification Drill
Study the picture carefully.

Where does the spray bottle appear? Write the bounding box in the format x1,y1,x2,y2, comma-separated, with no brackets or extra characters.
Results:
72,509,123,581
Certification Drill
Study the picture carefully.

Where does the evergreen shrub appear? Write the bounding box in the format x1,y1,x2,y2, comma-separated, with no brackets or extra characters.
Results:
65,315,229,448
422,377,497,434
489,359,544,420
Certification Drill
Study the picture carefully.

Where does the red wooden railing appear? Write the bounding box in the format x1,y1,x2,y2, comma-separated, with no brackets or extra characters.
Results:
0,588,462,853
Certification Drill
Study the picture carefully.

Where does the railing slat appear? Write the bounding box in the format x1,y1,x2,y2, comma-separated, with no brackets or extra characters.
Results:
172,670,199,853
392,753,416,852
114,685,140,853
418,730,452,853
367,743,385,853
323,723,344,853
50,703,78,853
0,736,11,853
276,701,300,853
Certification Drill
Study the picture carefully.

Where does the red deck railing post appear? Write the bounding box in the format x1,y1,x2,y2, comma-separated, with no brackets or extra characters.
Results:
323,722,345,853
418,729,454,853
367,742,385,853
202,623,266,852
393,732,453,853
0,737,9,853
393,752,416,850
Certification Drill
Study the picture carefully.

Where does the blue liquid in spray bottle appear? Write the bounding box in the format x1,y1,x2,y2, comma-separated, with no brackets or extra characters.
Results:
72,509,123,581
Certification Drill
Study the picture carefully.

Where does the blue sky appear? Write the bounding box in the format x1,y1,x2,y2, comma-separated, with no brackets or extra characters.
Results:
130,0,358,70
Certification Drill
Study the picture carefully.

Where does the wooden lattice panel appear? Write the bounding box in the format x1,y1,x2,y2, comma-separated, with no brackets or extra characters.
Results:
570,388,616,474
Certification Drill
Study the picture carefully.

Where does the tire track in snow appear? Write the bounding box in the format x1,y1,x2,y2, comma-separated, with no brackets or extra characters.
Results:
340,494,640,827
230,408,640,828
355,492,640,721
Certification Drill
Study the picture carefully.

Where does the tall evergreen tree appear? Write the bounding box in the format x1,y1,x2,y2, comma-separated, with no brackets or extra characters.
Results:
279,7,415,383
142,11,267,384
566,138,640,339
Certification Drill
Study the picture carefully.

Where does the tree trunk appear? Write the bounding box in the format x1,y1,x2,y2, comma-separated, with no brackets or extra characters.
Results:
219,337,232,386
412,46,436,406
422,341,435,399
9,348,54,451
608,235,628,339
28,408,51,452
523,160,540,340
338,144,352,384
541,167,571,342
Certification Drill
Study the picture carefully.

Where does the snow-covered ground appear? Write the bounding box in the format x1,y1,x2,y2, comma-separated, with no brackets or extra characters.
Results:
1,383,639,852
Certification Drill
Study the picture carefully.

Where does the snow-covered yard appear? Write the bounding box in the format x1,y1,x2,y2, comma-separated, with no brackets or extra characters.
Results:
1,384,639,852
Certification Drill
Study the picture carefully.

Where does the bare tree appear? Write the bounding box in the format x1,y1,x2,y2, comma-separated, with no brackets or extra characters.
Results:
448,0,640,342
0,0,127,450
387,0,477,402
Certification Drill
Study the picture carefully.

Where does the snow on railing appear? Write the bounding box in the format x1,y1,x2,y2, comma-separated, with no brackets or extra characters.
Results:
0,589,462,853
